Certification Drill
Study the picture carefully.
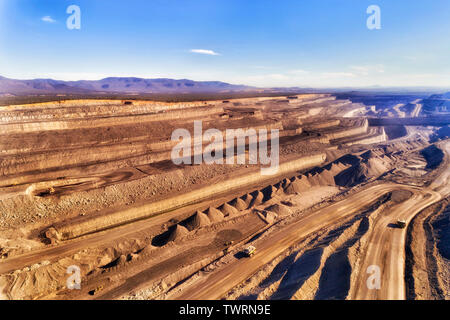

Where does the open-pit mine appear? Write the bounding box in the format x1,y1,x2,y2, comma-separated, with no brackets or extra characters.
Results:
0,92,449,300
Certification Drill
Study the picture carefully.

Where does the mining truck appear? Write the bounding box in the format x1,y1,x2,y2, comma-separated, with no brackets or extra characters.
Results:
396,219,406,229
243,245,256,257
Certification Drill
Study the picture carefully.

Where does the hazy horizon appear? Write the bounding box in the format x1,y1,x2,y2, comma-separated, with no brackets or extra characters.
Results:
1,74,450,92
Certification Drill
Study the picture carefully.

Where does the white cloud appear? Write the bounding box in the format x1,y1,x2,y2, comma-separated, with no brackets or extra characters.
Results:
190,49,220,56
41,16,56,23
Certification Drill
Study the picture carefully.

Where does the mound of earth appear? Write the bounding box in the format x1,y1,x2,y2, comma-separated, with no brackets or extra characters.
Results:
241,194,254,206
167,224,190,242
250,191,264,207
152,224,190,246
219,203,239,217
264,203,292,216
262,210,278,224
334,153,392,187
205,207,224,222
230,198,248,211
334,163,370,187
318,169,336,185
281,179,291,189
181,211,211,230
285,178,305,194
308,169,336,187
262,185,279,200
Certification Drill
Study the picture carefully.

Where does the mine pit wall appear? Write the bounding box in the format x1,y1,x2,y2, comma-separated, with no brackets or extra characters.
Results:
0,122,284,179
0,103,186,121
332,126,387,146
0,99,221,112
258,94,331,106
0,94,331,117
52,153,326,240
279,128,303,137
0,102,227,123
325,118,369,140
344,127,387,146
0,142,163,177
295,94,331,102
343,106,367,118
301,96,336,105
0,106,225,134
304,119,341,130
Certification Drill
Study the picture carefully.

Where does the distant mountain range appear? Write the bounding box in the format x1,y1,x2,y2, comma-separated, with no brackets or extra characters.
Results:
0,76,254,95
1,75,448,97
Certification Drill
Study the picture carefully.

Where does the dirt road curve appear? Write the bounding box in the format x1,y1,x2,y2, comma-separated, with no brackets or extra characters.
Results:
351,141,449,299
350,190,440,299
174,183,438,300
411,100,423,118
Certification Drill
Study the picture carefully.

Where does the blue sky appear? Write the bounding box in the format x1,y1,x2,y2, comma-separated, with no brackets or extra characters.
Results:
0,0,449,87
